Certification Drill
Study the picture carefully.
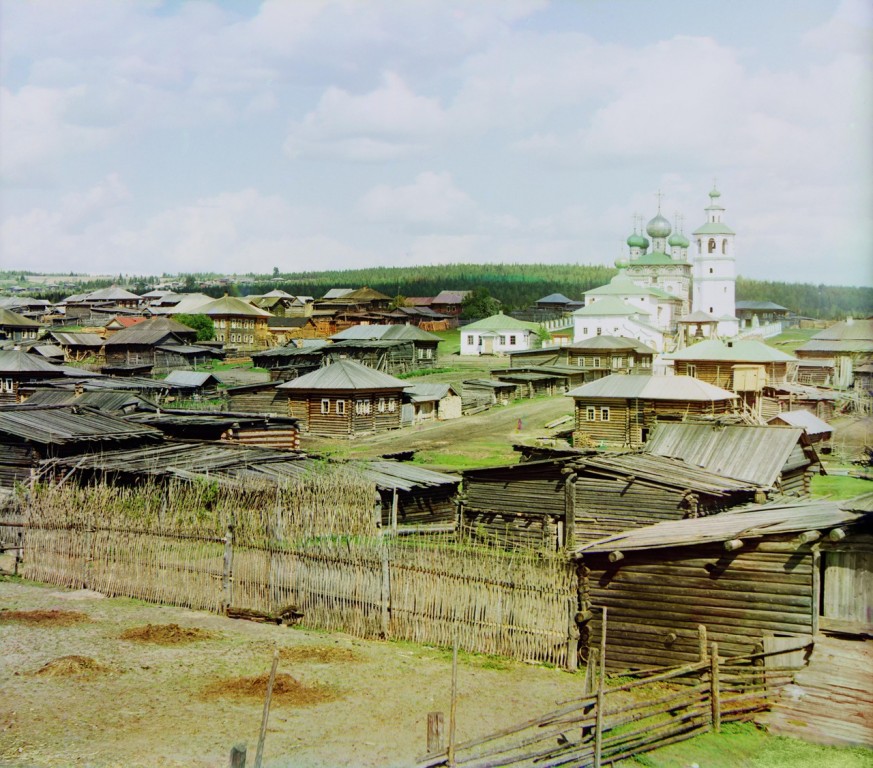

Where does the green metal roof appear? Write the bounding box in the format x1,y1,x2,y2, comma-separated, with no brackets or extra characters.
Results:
276,359,405,391
631,251,676,266
664,339,797,363
691,222,736,235
572,297,650,317
461,312,541,332
566,374,736,402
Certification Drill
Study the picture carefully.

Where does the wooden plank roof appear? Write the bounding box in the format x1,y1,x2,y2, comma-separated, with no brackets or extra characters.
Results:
0,405,163,445
566,374,737,402
276,359,405,391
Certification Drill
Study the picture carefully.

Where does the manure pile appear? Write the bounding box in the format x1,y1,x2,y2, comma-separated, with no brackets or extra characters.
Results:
120,623,213,644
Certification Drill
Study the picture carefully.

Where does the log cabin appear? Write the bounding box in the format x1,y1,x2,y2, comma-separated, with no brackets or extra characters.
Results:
794,317,873,389
574,497,872,673
276,359,405,438
461,453,759,552
566,374,738,448
0,307,41,343
0,350,68,405
197,295,272,349
664,338,797,390
330,324,442,371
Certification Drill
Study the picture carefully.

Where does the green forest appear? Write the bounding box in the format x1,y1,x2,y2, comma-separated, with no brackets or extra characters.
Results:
3,264,871,319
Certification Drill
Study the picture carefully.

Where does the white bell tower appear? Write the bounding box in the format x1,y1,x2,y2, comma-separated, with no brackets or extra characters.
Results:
692,186,738,336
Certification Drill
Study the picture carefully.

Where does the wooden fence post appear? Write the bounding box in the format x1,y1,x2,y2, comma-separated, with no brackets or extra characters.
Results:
584,647,598,695
698,624,708,664
254,649,279,768
593,606,607,768
229,743,247,767
14,529,23,577
448,632,459,768
563,473,577,551
566,597,579,672
380,542,391,639
710,641,721,733
222,523,235,611
427,711,445,754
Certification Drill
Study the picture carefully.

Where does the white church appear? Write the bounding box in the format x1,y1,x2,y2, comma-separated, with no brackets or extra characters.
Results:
572,186,739,350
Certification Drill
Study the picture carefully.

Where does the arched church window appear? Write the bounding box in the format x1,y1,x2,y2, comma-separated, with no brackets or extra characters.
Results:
708,238,716,253
697,239,702,252
722,240,727,255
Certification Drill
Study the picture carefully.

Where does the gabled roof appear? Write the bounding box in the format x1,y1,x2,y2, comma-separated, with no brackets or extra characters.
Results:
331,324,441,342
160,293,214,314
678,310,718,323
665,339,796,363
49,331,104,347
573,297,650,317
461,312,541,332
0,307,40,328
276,359,405,391
83,286,142,302
403,383,459,402
585,271,677,300
768,410,832,436
735,301,789,312
0,350,66,374
106,316,147,329
644,423,809,486
261,289,295,298
576,498,866,555
802,318,873,343
104,316,198,346
163,370,222,389
568,336,656,354
322,288,354,299
566,374,737,402
0,405,163,445
197,295,272,318
432,290,470,305
23,389,154,412
344,286,392,302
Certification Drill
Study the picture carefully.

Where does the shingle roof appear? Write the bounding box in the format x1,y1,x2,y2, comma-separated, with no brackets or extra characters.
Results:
644,422,808,486
0,405,163,445
432,290,470,305
565,374,737,402
665,339,797,363
276,359,405,391
806,318,873,342
49,332,104,347
0,350,66,374
403,383,457,403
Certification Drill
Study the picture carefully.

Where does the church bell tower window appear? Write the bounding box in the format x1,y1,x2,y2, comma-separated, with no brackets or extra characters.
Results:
708,238,716,253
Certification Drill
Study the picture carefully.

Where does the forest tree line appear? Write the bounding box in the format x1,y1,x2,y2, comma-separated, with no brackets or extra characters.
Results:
5,264,871,320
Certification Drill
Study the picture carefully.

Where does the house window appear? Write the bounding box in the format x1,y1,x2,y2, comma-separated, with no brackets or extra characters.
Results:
355,400,371,415
687,364,697,377
387,398,396,412
378,398,386,413
596,327,602,335
336,400,346,415
708,238,716,253
2,378,13,392
612,356,621,368
582,327,588,336
586,406,596,421
466,335,474,345
709,268,714,274
320,399,330,414
628,356,635,368
576,357,585,368
722,240,728,254
499,336,506,345
600,407,610,421
509,335,516,345
425,347,433,359
593,357,601,367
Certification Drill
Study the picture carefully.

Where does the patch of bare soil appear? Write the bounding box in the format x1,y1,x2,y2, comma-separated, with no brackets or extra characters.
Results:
278,645,361,664
0,609,89,626
119,623,213,644
202,672,340,706
33,655,111,678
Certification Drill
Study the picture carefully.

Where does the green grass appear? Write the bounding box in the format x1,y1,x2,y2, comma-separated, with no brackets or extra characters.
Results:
432,329,461,355
618,721,873,768
766,328,819,354
811,473,872,500
412,441,517,471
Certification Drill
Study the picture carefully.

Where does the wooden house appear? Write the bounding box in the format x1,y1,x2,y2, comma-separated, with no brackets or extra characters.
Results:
665,338,797,391
225,381,286,413
402,383,463,423
794,317,873,389
0,307,41,342
566,374,738,448
761,382,837,421
0,405,163,488
645,422,821,496
251,342,330,381
461,453,759,551
197,295,272,348
535,293,574,313
0,351,68,404
431,290,470,327
768,410,833,450
276,359,406,437
162,370,222,399
48,331,105,362
565,336,656,374
330,324,441,371
265,316,319,345
103,316,219,373
461,379,517,410
573,498,871,671
492,370,567,399
734,300,790,330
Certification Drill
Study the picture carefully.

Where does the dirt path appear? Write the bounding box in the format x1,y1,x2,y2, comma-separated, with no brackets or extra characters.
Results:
0,579,590,768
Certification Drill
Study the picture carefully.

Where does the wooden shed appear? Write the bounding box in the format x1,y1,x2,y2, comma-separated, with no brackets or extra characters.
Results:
162,370,222,399
768,410,833,450
103,316,202,372
566,374,738,448
0,350,67,405
276,359,405,437
645,422,822,497
402,383,463,423
461,453,759,552
574,498,871,674
664,338,797,390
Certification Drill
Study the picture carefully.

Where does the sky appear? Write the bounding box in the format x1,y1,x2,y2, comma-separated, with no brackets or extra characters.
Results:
1,0,871,286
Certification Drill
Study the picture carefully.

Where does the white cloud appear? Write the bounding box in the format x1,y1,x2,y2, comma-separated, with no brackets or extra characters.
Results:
358,172,477,229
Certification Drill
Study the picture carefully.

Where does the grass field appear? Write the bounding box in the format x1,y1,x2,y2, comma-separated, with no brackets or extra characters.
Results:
811,472,872,500
765,327,819,354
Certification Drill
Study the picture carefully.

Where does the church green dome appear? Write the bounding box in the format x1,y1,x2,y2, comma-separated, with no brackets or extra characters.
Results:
646,212,671,238
709,186,721,199
626,233,647,249
668,232,689,248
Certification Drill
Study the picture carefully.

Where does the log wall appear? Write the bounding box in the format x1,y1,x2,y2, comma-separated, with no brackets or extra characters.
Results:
582,536,815,670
